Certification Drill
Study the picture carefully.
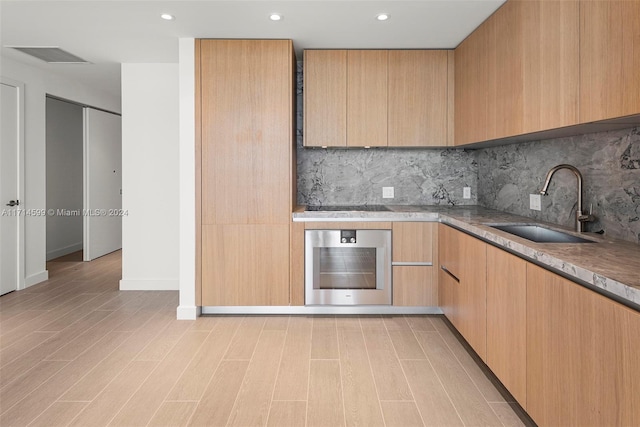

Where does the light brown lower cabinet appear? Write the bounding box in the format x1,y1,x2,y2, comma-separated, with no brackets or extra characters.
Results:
526,263,640,427
392,266,436,306
440,226,640,426
486,245,527,408
438,224,487,361
392,222,437,306
201,225,290,306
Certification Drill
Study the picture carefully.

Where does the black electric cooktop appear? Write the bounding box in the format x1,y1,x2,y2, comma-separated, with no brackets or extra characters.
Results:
305,205,391,212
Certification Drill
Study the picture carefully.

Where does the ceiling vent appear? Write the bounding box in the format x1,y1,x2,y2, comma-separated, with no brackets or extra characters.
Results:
8,47,89,64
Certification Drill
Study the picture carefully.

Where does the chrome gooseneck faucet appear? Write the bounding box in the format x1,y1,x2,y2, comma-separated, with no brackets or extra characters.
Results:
539,164,595,233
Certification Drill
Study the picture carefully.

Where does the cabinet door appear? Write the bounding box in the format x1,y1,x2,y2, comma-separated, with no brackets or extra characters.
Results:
526,263,636,426
486,245,527,407
494,0,579,138
438,225,487,360
457,231,487,361
347,50,388,147
438,224,460,324
521,0,579,133
454,12,495,145
202,225,290,306
492,0,523,140
580,0,640,122
388,51,448,147
303,50,347,147
200,40,292,225
393,266,436,306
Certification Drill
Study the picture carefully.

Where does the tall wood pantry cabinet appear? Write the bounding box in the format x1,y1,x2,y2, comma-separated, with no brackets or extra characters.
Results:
196,39,296,306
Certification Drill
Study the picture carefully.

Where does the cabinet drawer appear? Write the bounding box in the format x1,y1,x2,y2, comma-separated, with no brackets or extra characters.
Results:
392,222,435,263
393,266,436,306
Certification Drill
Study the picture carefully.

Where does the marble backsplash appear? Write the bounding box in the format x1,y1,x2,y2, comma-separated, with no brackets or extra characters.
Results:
298,147,478,206
476,127,640,244
295,62,478,207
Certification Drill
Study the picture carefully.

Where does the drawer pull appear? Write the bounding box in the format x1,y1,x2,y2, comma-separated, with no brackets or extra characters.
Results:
440,265,460,283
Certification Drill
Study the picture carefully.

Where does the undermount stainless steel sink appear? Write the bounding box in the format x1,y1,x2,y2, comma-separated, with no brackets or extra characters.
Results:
489,224,596,244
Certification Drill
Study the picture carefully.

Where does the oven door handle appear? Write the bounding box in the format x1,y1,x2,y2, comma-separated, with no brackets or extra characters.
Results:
392,262,433,266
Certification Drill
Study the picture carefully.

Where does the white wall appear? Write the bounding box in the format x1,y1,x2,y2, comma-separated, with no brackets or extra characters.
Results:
46,97,83,260
0,56,120,287
178,38,197,319
120,63,179,291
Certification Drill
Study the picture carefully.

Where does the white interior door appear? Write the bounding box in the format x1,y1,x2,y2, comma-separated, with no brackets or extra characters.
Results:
83,107,122,261
0,80,24,294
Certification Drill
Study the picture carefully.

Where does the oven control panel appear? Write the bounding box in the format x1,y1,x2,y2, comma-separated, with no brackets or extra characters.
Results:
340,230,356,243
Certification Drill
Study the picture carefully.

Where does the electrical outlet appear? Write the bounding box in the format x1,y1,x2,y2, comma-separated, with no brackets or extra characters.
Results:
382,187,394,199
530,194,541,211
463,187,471,199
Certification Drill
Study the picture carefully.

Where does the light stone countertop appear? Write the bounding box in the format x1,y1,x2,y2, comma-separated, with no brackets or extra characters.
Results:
293,205,640,310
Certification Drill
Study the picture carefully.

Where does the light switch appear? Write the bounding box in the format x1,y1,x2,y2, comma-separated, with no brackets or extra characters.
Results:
382,187,394,199
463,187,471,199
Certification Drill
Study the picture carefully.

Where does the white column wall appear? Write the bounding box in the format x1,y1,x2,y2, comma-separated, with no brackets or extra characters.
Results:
120,63,180,291
177,38,197,319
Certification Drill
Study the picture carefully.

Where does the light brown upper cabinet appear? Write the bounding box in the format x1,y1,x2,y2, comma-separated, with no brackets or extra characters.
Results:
455,11,495,146
304,49,452,147
454,0,579,145
304,49,386,147
197,39,295,306
347,50,388,147
580,0,640,123
304,50,347,147
388,50,451,147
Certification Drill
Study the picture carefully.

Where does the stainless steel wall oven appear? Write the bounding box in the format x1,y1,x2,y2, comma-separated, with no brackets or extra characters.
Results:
305,229,392,305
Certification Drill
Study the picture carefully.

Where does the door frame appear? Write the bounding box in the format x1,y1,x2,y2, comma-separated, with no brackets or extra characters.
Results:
1,77,26,291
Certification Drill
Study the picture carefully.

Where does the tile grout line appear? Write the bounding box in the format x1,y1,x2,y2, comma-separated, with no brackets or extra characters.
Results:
17,329,135,426
264,316,291,426
143,326,212,427
183,317,244,427
384,316,425,427
224,317,266,427
99,321,193,427
305,317,314,427
410,316,467,426
334,316,347,427
360,316,389,427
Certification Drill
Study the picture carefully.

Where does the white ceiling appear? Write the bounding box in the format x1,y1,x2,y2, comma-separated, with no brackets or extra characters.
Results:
0,0,505,100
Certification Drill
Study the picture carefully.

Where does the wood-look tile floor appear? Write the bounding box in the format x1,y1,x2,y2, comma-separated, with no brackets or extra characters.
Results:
0,251,530,427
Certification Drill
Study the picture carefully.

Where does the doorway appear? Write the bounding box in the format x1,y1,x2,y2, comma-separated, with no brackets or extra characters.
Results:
46,97,83,261
45,96,122,271
0,78,25,295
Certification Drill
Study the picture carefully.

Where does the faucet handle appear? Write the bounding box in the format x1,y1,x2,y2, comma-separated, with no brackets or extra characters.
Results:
578,204,596,223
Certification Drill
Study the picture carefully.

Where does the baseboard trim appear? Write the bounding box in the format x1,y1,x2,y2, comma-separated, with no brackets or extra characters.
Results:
119,279,179,291
201,306,443,315
176,305,201,320
25,270,49,288
47,242,83,261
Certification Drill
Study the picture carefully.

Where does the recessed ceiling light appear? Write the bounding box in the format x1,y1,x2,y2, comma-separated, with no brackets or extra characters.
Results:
160,13,175,21
376,13,390,21
269,13,283,21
